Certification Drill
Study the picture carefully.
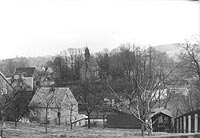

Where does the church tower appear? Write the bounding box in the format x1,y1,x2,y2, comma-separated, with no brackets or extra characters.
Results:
84,47,90,62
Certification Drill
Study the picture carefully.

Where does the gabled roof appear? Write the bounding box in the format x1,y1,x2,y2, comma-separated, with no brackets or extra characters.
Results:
29,87,77,109
14,67,35,77
150,108,173,118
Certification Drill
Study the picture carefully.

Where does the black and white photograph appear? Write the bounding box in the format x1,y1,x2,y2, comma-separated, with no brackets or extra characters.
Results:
0,0,199,137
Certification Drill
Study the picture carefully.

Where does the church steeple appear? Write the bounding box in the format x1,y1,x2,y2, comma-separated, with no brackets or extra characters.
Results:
84,47,90,62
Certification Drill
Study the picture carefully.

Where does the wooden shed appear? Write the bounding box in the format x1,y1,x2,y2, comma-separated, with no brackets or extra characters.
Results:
151,109,173,132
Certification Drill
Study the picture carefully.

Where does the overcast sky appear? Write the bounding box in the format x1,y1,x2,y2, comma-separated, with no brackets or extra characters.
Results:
0,0,199,59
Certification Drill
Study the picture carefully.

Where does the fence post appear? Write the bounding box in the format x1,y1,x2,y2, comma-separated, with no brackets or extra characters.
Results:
176,118,179,133
188,115,191,133
184,116,186,133
180,117,182,133
195,114,198,133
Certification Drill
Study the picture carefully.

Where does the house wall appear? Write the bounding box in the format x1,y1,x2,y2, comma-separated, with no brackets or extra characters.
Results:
30,103,80,125
0,74,13,95
79,65,99,80
80,67,92,80
23,77,33,90
9,76,34,91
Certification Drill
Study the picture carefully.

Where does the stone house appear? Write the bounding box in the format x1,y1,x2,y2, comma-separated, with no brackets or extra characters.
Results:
29,87,86,126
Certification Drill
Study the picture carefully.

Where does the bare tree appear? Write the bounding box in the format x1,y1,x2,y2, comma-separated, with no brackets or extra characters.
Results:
178,41,200,80
176,38,200,111
54,89,78,129
72,80,106,129
104,45,178,136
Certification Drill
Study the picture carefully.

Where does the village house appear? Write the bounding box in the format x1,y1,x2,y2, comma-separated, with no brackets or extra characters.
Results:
6,67,36,91
29,87,86,126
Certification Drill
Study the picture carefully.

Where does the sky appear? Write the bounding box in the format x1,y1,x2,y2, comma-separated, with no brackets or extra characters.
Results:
0,0,199,59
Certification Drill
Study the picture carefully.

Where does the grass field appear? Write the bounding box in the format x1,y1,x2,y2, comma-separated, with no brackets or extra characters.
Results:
0,122,168,138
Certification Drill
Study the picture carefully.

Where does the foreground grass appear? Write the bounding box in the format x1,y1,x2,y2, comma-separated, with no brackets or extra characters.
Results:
1,122,168,138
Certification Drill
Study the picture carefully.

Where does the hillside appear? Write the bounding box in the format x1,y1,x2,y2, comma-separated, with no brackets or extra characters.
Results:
27,56,53,70
154,43,183,57
0,56,53,76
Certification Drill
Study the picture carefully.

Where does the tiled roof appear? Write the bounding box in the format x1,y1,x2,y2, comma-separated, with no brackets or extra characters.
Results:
29,87,77,109
14,67,35,77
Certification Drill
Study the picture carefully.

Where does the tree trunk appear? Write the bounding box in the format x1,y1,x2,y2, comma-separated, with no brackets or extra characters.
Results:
58,117,60,126
45,107,48,133
15,119,17,127
141,123,144,137
58,111,60,126
70,106,73,130
87,113,91,129
1,116,5,137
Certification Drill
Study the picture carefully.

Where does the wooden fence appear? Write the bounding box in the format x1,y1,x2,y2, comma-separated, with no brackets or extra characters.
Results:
175,109,200,133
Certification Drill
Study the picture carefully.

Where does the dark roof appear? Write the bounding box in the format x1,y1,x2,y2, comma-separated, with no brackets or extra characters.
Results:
107,111,142,129
14,67,35,77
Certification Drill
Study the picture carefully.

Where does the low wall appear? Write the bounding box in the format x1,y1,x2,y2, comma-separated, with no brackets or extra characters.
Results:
150,133,200,138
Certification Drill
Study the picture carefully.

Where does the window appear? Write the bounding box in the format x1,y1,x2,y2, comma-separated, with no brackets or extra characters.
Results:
33,112,37,116
158,116,163,124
